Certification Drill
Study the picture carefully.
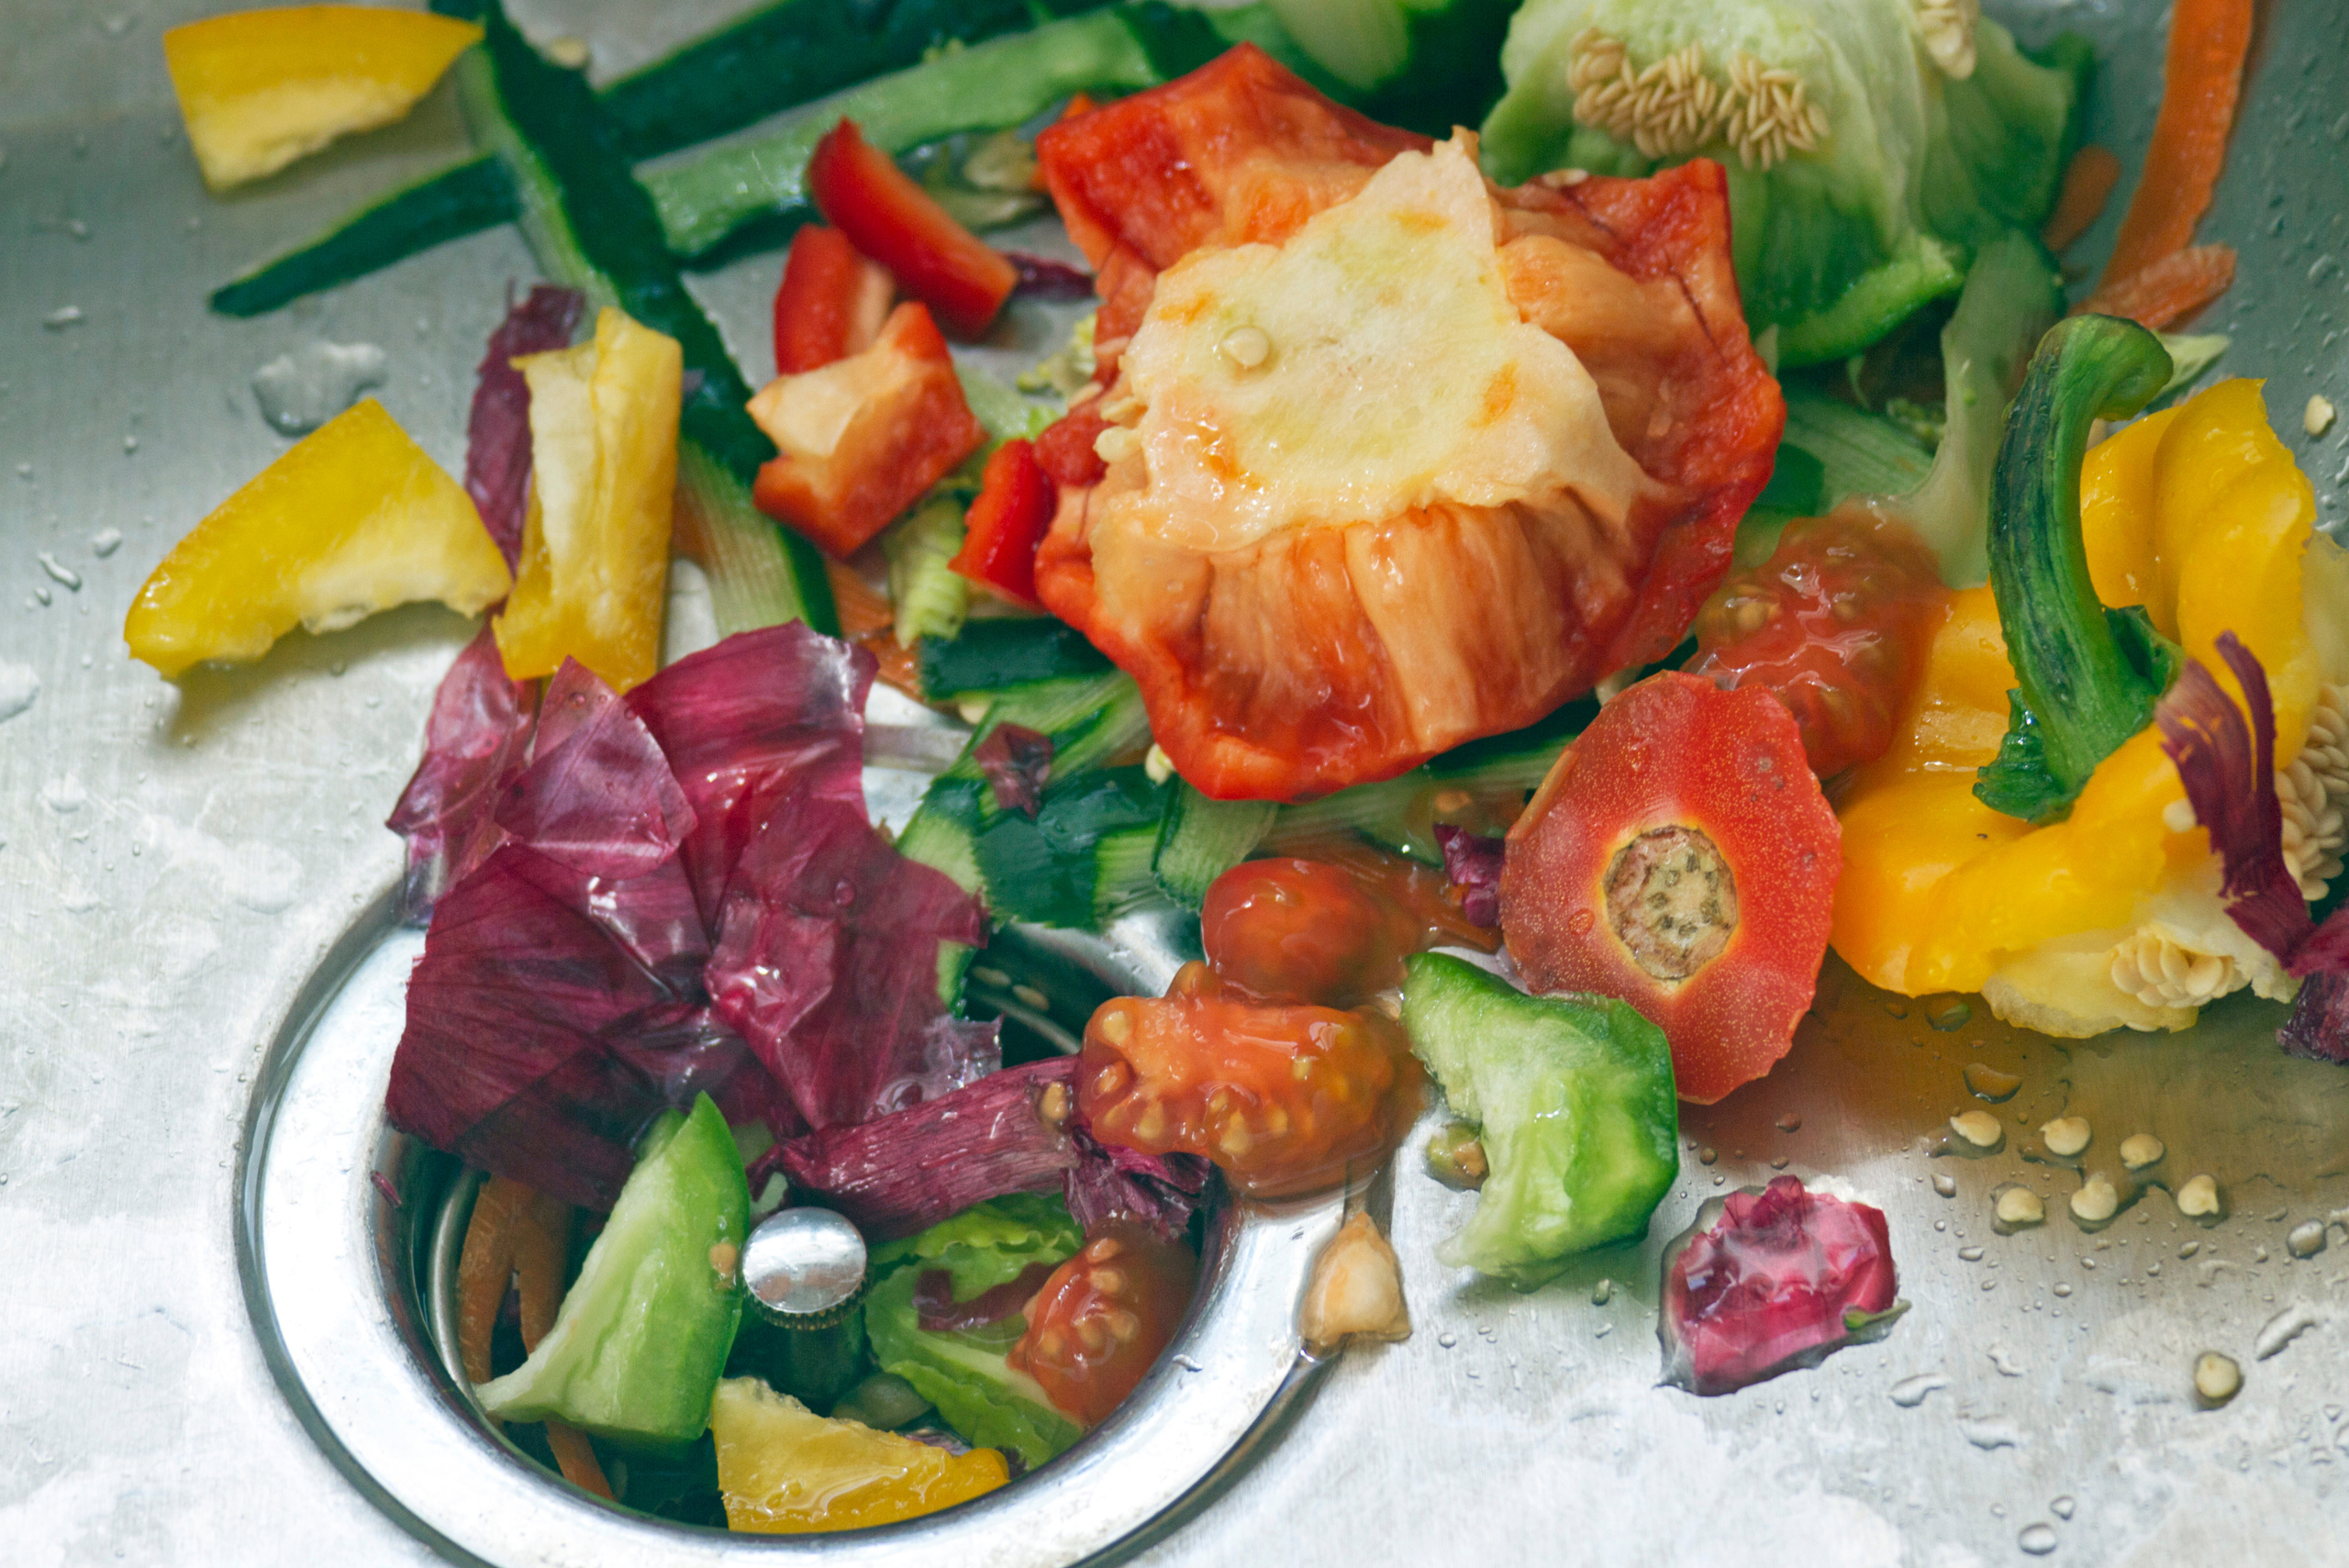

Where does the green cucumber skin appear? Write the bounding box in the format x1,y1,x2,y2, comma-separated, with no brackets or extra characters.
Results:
645,7,1167,261
602,0,1117,161
209,155,519,318
476,1095,751,1449
918,620,1114,701
1152,785,1277,911
436,0,838,635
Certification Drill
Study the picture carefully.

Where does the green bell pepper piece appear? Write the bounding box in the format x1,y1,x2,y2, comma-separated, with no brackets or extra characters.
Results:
1400,953,1679,1286
477,1094,751,1450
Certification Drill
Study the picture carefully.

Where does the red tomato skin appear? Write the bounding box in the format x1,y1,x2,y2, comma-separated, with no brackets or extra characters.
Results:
1007,1221,1197,1426
1079,983,1421,1198
807,118,1017,338
1500,673,1840,1106
1687,510,1950,778
1200,858,1420,1006
948,439,1054,606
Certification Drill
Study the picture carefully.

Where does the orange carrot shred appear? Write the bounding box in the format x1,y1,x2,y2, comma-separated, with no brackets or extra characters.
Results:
544,1420,616,1500
511,1191,573,1350
858,628,924,695
455,1175,529,1389
2042,146,2121,253
2097,0,2253,289
826,558,896,639
2082,243,2237,330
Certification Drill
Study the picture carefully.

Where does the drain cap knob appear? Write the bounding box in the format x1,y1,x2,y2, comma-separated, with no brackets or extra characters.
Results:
742,1207,868,1329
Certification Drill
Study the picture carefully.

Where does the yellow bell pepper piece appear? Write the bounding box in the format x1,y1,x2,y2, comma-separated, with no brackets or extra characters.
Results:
125,398,509,680
162,7,483,191
493,307,682,694
1834,377,2339,1032
710,1378,1008,1533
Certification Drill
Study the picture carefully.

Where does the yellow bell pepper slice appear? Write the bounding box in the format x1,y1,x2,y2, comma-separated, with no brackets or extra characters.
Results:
125,398,509,680
711,1377,1008,1533
1833,376,2330,1026
493,306,682,694
162,6,483,191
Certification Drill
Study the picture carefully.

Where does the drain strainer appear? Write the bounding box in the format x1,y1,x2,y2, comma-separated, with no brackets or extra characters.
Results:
238,895,1339,1565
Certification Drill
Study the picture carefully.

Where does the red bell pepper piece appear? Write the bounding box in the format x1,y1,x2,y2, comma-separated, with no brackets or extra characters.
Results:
772,224,891,376
947,438,1055,606
807,118,1018,339
746,300,986,558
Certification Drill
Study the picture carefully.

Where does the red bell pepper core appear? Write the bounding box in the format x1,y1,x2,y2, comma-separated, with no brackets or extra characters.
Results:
807,117,1018,339
948,439,1055,606
772,224,889,375
746,300,986,558
1499,672,1841,1105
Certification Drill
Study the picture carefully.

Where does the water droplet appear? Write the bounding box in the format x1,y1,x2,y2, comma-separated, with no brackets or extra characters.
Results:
1698,1146,1717,1165
36,552,81,590
1928,998,1972,1030
250,340,389,435
1933,1173,1959,1197
1437,1331,1457,1348
0,662,36,723
2287,1220,2327,1259
89,527,120,557
1888,1373,1947,1407
2019,1522,2059,1555
1591,1278,1614,1305
121,433,137,453
1566,907,1595,937
1768,1155,1789,1170
1959,1417,2021,1451
1882,1001,1909,1019
14,463,29,480
2053,1282,2072,1297
1965,1063,2021,1102
1960,1245,1985,1262
2254,1303,2321,1361
832,879,856,907
42,306,83,329
2050,1496,2075,1520
39,775,87,813
1775,1113,1802,1132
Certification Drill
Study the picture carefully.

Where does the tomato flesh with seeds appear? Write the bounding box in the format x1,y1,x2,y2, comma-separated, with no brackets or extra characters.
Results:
1500,672,1840,1105
1687,509,1949,778
1007,1221,1197,1426
1080,974,1421,1198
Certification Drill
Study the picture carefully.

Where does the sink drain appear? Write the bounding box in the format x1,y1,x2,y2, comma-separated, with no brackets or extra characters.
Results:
237,894,1339,1565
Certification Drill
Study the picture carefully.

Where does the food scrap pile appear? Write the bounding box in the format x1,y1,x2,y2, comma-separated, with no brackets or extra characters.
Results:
124,0,2330,1534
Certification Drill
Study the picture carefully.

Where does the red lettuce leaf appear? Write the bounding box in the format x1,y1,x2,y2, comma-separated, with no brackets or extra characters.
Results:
1006,252,1096,301
1662,1175,1898,1396
2154,633,2313,965
974,723,1053,817
1063,1124,1210,1242
1434,824,1504,929
915,1261,1059,1332
385,625,540,925
495,660,696,881
628,623,875,930
767,1058,1080,1240
465,284,584,568
706,787,993,1129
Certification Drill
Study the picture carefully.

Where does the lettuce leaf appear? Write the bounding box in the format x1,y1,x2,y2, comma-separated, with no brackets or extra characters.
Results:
863,1196,1087,1469
1482,0,2085,363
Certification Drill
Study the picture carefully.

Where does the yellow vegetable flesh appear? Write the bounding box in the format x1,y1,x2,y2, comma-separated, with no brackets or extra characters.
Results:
1833,378,2343,1032
162,6,483,191
710,1378,1008,1534
494,306,682,694
124,398,508,680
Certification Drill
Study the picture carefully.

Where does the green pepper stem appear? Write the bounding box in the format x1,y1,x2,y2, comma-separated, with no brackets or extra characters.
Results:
1975,314,2175,824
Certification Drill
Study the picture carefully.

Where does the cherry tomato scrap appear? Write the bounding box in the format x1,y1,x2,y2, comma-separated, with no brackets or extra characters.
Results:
1006,1220,1197,1426
1201,852,1494,1008
1688,508,1950,779
1079,973,1421,1198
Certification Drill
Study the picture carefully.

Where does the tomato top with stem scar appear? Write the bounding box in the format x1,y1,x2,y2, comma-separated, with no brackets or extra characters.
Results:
1006,1220,1197,1426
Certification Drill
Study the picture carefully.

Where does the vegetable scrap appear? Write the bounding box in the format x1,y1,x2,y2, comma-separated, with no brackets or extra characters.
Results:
1661,1176,1899,1396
